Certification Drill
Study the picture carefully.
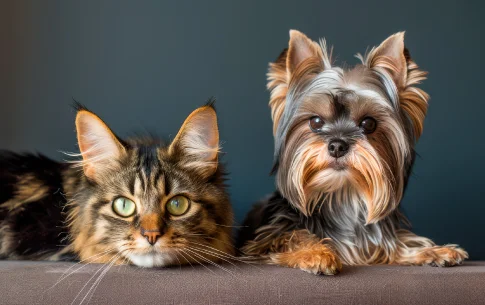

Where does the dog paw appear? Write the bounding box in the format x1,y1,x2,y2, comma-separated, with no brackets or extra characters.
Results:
420,245,468,267
270,244,342,275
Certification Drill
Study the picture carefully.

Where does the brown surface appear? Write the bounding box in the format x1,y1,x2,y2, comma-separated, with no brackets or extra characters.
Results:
0,261,484,305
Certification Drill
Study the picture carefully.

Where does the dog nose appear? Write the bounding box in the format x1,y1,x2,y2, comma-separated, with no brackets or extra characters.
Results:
141,228,161,245
328,139,349,158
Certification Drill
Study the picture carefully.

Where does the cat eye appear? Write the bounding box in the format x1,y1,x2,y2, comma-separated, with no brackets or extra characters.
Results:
360,117,377,134
112,197,136,217
309,116,324,132
166,196,190,216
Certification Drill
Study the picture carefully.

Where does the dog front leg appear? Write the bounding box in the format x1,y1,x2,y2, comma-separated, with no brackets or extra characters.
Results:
243,228,342,275
394,230,468,266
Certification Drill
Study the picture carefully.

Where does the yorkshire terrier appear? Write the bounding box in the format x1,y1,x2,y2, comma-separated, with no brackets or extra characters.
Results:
238,30,468,275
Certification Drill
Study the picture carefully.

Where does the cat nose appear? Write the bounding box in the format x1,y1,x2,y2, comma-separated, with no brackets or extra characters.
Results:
328,139,349,158
140,213,162,245
141,227,161,245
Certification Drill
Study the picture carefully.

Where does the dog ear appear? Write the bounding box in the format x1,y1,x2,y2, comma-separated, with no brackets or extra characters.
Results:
76,109,126,180
267,30,325,135
367,32,429,138
367,32,408,89
169,103,219,177
286,30,322,74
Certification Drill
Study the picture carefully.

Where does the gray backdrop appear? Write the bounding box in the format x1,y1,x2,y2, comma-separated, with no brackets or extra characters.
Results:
1,1,484,259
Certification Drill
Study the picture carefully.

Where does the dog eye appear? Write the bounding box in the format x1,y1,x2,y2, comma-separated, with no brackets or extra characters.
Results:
309,116,324,132
360,117,377,134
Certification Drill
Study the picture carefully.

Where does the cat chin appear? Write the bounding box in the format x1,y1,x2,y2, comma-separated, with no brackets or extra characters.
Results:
128,252,173,268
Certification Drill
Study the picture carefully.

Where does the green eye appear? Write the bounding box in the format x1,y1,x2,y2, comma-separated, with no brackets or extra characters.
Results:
112,197,136,217
166,196,190,216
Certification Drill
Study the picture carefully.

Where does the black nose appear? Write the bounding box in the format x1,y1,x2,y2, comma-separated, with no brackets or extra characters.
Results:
328,139,349,158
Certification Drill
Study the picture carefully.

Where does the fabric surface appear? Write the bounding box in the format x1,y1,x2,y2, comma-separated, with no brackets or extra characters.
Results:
0,261,483,305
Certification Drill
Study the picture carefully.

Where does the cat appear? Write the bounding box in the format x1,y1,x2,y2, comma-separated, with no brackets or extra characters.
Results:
0,101,234,268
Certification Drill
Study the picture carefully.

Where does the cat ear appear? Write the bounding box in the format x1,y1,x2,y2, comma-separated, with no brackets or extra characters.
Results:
287,29,322,74
169,103,219,177
75,109,125,179
368,32,407,89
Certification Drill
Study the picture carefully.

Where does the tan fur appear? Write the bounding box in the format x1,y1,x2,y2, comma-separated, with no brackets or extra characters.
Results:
140,213,160,231
0,174,48,212
0,225,15,257
394,230,468,266
397,246,468,267
248,229,341,275
267,49,290,135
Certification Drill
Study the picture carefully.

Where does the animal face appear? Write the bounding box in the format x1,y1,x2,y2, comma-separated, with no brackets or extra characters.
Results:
268,31,429,222
68,102,233,267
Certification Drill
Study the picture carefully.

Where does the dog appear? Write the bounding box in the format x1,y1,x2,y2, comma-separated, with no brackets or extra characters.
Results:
238,30,468,275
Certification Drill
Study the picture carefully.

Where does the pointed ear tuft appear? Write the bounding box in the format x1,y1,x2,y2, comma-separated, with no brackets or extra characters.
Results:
75,110,125,179
169,105,219,176
368,32,407,89
72,99,89,112
205,96,216,109
287,30,322,73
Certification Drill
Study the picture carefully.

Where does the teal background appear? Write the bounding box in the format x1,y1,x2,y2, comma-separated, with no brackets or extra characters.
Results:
1,1,483,259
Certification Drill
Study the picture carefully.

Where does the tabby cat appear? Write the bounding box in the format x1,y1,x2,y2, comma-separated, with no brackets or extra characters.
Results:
0,102,234,267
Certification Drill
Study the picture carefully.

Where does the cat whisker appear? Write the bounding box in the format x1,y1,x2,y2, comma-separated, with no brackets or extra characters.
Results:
214,224,249,228
118,250,132,273
167,251,183,270
69,257,116,305
178,249,216,275
79,252,123,305
175,249,195,270
188,245,240,269
188,240,243,259
48,248,114,290
184,248,240,279
188,241,263,270
185,233,240,252
71,251,125,305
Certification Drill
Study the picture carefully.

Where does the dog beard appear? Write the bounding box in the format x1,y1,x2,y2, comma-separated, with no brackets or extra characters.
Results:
276,133,402,223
